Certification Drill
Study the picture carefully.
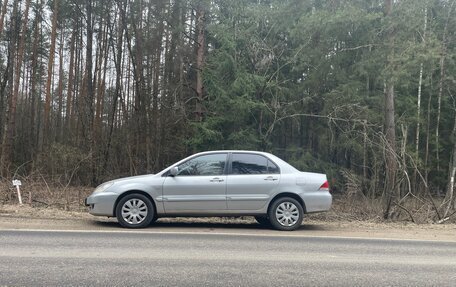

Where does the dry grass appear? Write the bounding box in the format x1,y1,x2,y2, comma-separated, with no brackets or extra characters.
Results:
1,179,454,224
0,179,92,212
314,193,454,224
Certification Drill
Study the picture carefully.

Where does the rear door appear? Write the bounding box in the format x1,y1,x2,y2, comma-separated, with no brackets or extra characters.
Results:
226,153,280,211
162,153,228,213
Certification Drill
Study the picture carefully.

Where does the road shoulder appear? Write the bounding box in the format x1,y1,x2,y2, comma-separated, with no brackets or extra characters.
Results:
0,204,455,241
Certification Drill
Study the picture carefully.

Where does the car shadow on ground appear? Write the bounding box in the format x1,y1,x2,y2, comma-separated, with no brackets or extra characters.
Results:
88,218,328,232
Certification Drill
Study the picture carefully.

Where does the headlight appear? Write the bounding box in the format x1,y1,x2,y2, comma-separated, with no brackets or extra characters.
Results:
92,182,114,194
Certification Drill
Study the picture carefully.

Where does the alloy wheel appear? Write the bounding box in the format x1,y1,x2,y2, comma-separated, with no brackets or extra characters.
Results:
121,198,148,225
275,201,299,227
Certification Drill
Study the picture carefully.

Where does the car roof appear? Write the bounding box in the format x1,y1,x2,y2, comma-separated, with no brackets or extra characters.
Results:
194,150,273,156
191,150,299,173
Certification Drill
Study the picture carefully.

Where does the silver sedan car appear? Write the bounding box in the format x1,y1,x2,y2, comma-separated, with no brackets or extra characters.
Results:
85,150,332,231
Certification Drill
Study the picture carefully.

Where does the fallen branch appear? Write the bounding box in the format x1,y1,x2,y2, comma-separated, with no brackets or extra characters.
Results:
394,202,416,223
437,210,456,224
32,199,49,206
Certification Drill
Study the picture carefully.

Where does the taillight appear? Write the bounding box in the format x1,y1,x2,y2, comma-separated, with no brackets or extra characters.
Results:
319,181,329,191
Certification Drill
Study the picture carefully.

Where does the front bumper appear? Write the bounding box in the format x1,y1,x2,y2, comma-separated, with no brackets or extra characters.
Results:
85,192,119,217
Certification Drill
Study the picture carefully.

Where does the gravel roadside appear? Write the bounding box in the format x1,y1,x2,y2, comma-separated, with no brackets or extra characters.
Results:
0,204,455,241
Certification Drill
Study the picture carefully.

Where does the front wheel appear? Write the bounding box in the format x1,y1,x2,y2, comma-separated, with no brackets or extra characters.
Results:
116,193,155,228
268,197,304,231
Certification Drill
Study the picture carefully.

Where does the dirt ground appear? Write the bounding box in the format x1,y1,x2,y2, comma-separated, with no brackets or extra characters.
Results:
0,204,455,241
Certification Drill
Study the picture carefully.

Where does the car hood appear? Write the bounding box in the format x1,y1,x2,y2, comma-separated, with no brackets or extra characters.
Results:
109,174,157,184
100,173,165,195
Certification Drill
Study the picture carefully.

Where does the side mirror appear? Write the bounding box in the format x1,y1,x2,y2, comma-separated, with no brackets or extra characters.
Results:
169,166,178,176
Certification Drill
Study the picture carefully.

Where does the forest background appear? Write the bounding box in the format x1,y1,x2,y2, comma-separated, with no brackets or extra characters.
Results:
0,0,455,222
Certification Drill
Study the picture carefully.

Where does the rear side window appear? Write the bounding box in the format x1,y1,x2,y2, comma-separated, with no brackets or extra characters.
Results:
267,160,280,174
231,154,280,175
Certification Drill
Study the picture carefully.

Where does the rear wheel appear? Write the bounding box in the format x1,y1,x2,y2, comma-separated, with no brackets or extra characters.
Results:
268,197,303,231
116,193,155,228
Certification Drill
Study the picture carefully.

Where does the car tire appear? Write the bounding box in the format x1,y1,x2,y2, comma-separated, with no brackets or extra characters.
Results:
116,193,155,228
254,216,271,227
268,197,304,231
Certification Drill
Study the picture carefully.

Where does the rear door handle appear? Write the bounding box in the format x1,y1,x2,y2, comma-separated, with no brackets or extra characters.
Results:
210,177,224,182
264,176,278,181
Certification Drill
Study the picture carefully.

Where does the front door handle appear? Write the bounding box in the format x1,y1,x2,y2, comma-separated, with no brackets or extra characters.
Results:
210,177,224,182
264,176,278,181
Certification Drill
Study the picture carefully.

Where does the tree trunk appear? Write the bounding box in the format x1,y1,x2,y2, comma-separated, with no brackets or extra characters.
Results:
43,0,59,146
29,1,42,160
383,0,398,219
415,7,427,157
2,0,30,168
435,1,455,174
195,3,206,121
56,30,65,142
86,0,96,185
65,22,77,133
441,0,456,217
13,0,30,104
103,10,123,174
435,50,445,173
413,7,427,195
0,0,8,38
0,0,19,176
424,76,433,195
94,14,109,149
444,108,456,218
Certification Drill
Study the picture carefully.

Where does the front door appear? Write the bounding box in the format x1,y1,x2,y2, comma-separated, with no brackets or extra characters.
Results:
162,153,228,213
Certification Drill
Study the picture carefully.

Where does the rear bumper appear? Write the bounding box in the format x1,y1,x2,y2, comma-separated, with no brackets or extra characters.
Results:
301,192,332,213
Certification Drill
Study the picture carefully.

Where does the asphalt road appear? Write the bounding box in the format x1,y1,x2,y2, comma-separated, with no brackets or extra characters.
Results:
0,229,455,287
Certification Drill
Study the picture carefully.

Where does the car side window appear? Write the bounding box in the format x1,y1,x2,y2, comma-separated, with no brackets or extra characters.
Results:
177,154,226,176
267,160,280,174
231,154,279,175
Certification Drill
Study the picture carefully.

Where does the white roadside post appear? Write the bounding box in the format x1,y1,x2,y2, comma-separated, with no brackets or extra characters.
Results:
12,179,23,205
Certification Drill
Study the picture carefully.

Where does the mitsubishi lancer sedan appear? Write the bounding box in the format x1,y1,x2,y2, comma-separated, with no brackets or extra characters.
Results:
85,150,332,231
